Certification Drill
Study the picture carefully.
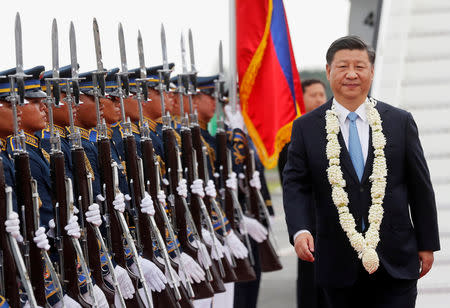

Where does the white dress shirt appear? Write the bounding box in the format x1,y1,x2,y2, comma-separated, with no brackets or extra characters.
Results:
293,98,370,243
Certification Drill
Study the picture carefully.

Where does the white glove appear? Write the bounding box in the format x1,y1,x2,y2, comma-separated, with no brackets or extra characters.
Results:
5,211,23,242
225,230,248,260
222,242,233,264
201,228,224,260
140,192,155,215
23,302,44,308
249,171,261,190
175,252,205,284
47,219,56,238
225,172,238,191
113,192,126,213
224,104,244,131
130,256,167,292
65,215,81,239
159,257,181,288
157,190,166,205
33,227,50,251
96,194,105,204
81,285,108,308
205,180,217,198
104,265,135,299
192,239,212,269
190,179,205,198
240,215,267,243
176,179,188,198
52,294,82,308
85,203,102,227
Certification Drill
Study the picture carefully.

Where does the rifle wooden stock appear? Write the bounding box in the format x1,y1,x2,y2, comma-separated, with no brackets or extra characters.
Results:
97,137,143,307
71,147,115,305
50,151,85,302
244,147,282,273
0,158,20,307
191,125,238,284
126,134,182,307
141,138,188,308
215,131,257,282
181,128,226,293
14,152,47,305
123,135,153,259
163,127,215,299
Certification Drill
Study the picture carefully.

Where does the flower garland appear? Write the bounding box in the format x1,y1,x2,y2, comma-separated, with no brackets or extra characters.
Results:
325,97,387,274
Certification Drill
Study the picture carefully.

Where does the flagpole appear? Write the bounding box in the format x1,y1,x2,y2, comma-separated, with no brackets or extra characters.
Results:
229,0,237,113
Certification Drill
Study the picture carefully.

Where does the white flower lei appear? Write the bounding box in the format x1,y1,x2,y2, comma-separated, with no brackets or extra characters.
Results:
325,97,387,274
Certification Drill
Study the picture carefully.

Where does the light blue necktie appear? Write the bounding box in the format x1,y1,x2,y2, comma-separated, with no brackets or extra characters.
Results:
347,112,365,230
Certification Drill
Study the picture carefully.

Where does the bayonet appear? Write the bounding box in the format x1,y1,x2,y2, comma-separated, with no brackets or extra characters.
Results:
15,13,24,76
69,22,80,106
188,29,197,75
13,13,28,106
137,30,149,102
181,33,188,75
51,18,61,105
188,29,197,94
93,18,106,96
118,23,130,96
161,24,169,71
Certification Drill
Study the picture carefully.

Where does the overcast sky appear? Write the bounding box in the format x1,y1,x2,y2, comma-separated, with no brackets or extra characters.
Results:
0,0,350,76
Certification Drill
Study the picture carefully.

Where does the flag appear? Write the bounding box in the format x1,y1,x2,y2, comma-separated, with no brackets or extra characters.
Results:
237,0,305,169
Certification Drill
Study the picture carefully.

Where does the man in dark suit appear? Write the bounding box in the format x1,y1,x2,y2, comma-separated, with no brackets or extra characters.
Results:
283,36,440,308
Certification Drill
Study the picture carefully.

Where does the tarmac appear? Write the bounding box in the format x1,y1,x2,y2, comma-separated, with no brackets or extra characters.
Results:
257,171,450,308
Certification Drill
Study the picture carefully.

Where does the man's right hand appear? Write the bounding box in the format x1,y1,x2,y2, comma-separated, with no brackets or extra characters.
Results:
294,232,315,262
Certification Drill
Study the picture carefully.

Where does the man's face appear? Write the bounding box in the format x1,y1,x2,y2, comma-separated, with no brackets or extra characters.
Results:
19,98,47,133
52,92,78,127
102,97,121,124
0,100,22,137
172,93,190,117
326,49,374,105
303,83,327,113
123,96,140,122
194,93,215,122
75,94,103,129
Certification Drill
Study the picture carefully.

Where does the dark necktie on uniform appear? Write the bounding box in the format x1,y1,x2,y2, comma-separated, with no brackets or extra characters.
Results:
347,112,365,230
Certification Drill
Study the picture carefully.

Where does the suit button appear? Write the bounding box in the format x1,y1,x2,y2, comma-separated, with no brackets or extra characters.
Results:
360,187,364,192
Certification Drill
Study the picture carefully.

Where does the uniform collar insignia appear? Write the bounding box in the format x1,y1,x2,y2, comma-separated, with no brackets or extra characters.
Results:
107,127,113,139
0,138,6,151
198,119,208,130
143,116,158,132
76,126,92,141
54,125,67,138
24,132,39,148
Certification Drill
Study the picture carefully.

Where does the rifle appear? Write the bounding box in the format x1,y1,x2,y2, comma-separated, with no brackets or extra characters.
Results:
159,24,209,300
97,137,142,307
244,148,282,272
9,13,47,305
179,121,226,294
93,18,146,308
176,81,226,297
0,158,24,307
68,21,121,306
186,31,237,284
163,124,214,299
214,83,256,282
47,19,97,307
190,134,238,284
135,31,185,308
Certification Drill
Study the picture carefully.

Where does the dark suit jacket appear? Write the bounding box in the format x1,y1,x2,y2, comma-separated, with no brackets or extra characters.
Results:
283,98,440,287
